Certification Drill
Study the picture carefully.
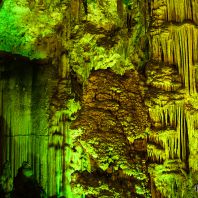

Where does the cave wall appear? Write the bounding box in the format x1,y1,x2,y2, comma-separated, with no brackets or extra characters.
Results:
0,0,150,196
146,0,198,197
0,0,197,197
0,54,56,194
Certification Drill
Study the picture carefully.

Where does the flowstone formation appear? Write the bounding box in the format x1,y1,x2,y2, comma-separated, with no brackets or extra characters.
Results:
145,0,198,197
71,69,150,197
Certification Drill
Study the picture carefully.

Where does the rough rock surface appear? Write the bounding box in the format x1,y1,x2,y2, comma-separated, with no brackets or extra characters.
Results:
0,0,197,197
146,0,198,197
71,68,149,197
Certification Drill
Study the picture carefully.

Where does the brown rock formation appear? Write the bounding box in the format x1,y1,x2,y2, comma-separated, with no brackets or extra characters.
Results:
71,69,150,197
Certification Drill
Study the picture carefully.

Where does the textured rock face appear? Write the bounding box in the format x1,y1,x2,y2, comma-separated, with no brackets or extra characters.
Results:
0,0,198,197
146,0,198,197
0,54,56,195
71,69,149,197
0,0,64,59
0,0,148,76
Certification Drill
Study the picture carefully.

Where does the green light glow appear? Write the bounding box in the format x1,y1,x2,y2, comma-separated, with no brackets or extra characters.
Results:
0,0,198,197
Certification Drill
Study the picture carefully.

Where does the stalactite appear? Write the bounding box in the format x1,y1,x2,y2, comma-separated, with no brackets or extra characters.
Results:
148,129,180,162
148,1,198,197
149,102,184,129
148,143,166,162
151,24,198,94
165,0,198,24
148,100,191,163
151,0,198,24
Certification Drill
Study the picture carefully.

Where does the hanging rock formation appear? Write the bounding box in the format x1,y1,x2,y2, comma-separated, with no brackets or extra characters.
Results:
146,0,198,197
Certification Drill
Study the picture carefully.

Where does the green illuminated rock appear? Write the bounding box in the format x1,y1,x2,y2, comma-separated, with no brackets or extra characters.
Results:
0,0,198,198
